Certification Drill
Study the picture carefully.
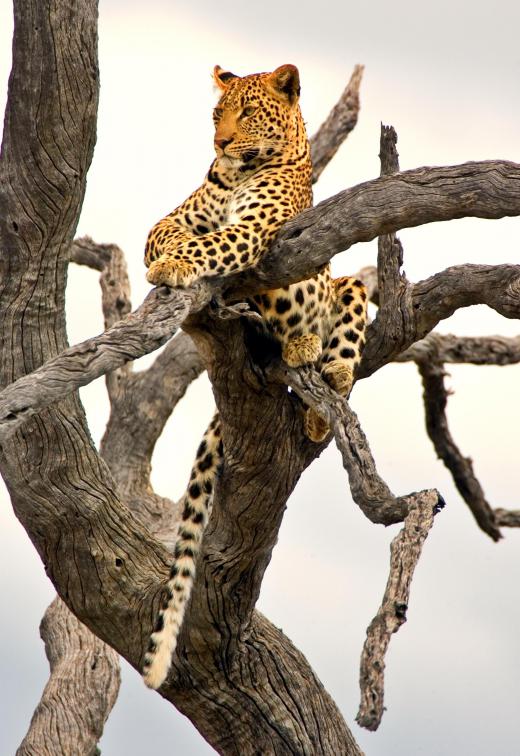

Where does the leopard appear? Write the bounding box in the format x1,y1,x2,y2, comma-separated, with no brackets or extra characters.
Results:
142,64,367,689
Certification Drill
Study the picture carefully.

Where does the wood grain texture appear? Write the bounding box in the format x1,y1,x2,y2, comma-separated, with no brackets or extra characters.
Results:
356,494,438,730
272,362,440,526
2,3,519,751
0,2,364,753
0,1,121,751
17,597,120,756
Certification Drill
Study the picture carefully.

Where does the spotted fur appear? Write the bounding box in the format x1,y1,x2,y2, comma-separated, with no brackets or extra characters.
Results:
142,65,367,689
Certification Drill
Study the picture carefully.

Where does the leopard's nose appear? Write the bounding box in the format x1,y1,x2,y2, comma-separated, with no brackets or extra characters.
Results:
215,137,233,150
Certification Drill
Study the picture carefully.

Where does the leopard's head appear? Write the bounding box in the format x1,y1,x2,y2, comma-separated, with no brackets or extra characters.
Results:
212,64,302,166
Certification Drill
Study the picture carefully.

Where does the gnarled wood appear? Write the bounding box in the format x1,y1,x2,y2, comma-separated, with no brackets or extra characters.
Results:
356,493,439,730
2,1,520,752
0,2,364,753
17,598,120,756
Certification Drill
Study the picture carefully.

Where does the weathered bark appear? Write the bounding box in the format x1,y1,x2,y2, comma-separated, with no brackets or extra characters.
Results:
397,332,520,366
417,351,502,541
356,493,438,730
0,1,121,751
17,598,120,756
2,2,520,752
18,243,204,753
310,64,364,183
0,3,364,753
1,210,519,438
273,362,441,525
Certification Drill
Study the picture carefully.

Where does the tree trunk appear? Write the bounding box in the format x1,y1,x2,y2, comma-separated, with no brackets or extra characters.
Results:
0,2,363,753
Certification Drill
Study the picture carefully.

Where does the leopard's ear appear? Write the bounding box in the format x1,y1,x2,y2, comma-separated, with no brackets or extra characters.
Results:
265,64,300,105
213,65,239,91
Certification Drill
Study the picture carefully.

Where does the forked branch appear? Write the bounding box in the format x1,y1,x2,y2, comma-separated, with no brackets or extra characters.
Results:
0,163,519,436
273,362,442,525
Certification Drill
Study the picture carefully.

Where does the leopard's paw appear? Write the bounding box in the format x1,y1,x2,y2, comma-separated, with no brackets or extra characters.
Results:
146,258,198,288
322,360,354,396
304,407,330,443
282,333,322,368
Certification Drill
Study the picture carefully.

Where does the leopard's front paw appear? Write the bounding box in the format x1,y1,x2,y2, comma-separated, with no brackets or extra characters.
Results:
146,258,199,288
282,333,322,368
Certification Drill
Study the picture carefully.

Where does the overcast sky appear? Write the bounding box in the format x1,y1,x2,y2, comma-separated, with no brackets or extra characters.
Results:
1,1,520,754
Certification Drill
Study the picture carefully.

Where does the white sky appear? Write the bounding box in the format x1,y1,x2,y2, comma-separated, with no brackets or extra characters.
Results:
1,1,520,754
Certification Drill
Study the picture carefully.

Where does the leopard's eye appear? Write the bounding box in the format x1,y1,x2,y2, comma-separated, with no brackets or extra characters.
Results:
242,105,257,118
213,107,224,121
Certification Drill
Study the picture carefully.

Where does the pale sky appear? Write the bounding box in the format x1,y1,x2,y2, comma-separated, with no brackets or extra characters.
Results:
1,1,520,754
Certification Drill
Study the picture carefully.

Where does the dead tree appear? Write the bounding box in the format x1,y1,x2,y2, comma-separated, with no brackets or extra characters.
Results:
1,1,519,754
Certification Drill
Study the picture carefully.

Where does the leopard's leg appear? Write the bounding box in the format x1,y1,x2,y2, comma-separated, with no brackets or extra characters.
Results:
261,275,333,368
142,412,222,689
305,276,368,442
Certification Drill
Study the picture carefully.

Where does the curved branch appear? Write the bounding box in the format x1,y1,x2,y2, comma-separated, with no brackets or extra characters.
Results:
360,263,520,378
70,236,112,271
273,362,441,525
0,162,518,434
100,330,204,542
356,492,439,731
0,284,207,437
397,332,520,366
250,160,520,293
17,597,120,756
416,355,502,541
310,64,364,183
0,6,365,749
2,3,519,751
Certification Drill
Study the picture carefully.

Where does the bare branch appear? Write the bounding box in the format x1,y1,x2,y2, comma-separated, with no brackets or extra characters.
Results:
254,159,520,295
360,263,520,378
0,159,518,437
70,235,112,271
2,3,519,748
397,332,520,366
20,258,204,752
310,65,364,183
17,598,120,755
495,509,520,528
70,235,206,467
356,492,439,731
70,235,133,330
416,353,502,541
376,125,407,306
0,284,208,437
272,363,441,525
100,330,204,532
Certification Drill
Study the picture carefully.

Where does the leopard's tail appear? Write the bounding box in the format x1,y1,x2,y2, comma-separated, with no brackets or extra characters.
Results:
142,413,222,689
